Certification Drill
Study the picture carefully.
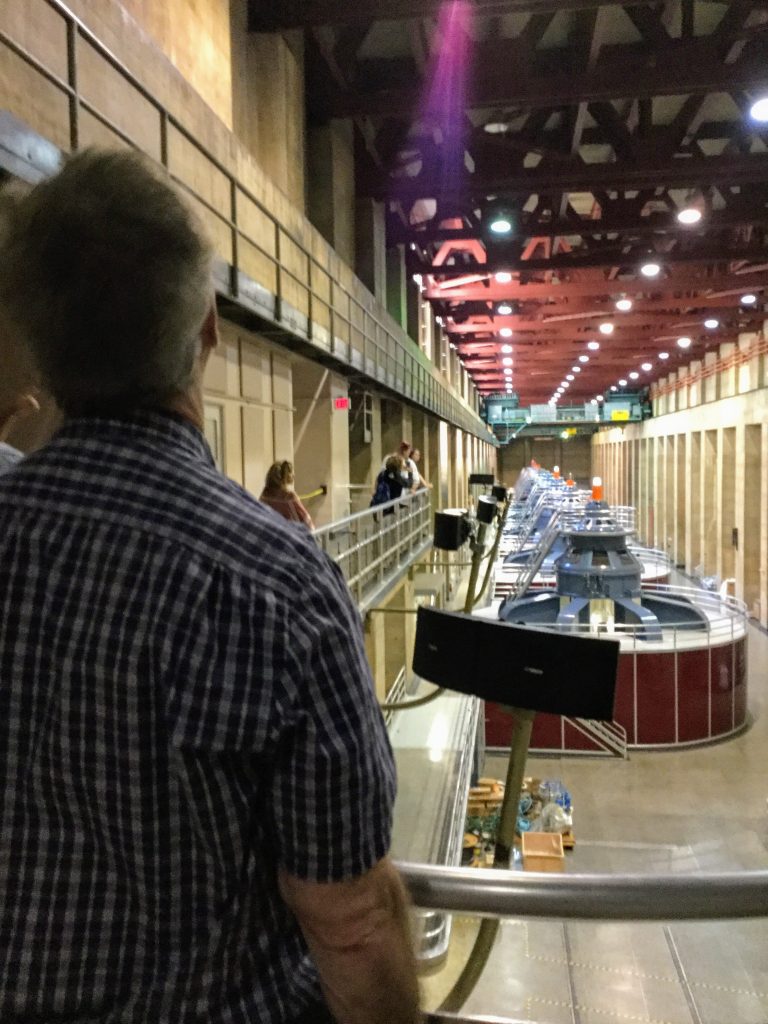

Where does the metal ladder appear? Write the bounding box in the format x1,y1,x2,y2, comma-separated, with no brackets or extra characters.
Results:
511,514,562,600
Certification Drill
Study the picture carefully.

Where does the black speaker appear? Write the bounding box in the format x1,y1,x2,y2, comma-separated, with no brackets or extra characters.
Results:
413,606,619,720
434,511,471,551
468,473,494,486
492,485,508,502
476,495,497,525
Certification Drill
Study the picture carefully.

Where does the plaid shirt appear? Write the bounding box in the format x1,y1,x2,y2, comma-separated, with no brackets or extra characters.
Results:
0,411,396,1023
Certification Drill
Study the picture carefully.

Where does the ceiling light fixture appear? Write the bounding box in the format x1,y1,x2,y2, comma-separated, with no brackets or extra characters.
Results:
599,323,615,335
497,302,513,316
640,260,662,278
641,362,653,371
619,378,627,386
741,293,758,306
495,271,512,284
579,355,589,363
677,336,692,349
587,341,600,351
502,357,513,366
704,318,719,329
616,298,633,312
629,371,639,380
610,385,618,392
566,374,575,381
749,97,768,123
486,201,516,236
484,121,509,135
659,351,669,360
500,327,513,338
501,344,513,353
572,366,581,373
677,200,703,226
596,395,604,401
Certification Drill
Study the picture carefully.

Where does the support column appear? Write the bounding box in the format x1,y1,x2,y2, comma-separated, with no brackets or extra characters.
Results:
355,198,386,303
292,359,350,524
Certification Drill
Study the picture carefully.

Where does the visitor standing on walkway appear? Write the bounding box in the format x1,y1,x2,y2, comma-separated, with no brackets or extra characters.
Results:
0,149,421,1024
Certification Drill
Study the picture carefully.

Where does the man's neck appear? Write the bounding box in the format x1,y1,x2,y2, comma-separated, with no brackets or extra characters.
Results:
164,389,204,432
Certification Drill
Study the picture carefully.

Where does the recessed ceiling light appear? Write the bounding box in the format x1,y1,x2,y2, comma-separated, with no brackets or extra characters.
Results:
484,121,509,135
502,357,513,366
562,381,570,388
579,355,589,363
497,303,513,316
572,366,581,373
590,399,598,405
677,336,692,349
619,378,627,386
501,343,513,353
704,318,719,329
677,206,703,226
495,271,512,284
741,293,757,306
500,327,513,338
750,97,768,123
629,371,639,379
596,395,604,401
489,217,513,235
599,323,615,335
504,368,513,376
587,341,600,351
566,374,574,381
641,362,652,371
640,261,661,278
616,298,633,312
610,385,618,392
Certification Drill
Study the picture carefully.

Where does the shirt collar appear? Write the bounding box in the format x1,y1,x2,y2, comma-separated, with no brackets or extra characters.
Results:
54,408,214,466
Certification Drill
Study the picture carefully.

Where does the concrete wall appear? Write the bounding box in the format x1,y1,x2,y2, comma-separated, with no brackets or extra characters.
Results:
594,347,768,627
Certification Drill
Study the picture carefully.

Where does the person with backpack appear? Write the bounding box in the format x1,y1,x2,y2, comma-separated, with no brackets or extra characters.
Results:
370,454,408,513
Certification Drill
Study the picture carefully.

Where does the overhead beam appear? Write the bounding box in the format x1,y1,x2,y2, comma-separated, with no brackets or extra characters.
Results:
363,152,768,201
425,268,768,301
414,247,768,276
332,51,767,118
247,0,675,32
389,206,768,244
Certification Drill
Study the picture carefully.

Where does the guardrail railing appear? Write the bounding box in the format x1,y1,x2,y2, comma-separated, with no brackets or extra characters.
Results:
397,861,768,921
0,0,492,443
315,490,433,612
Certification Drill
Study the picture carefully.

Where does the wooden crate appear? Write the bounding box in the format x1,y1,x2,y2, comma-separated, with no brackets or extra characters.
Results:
521,832,565,873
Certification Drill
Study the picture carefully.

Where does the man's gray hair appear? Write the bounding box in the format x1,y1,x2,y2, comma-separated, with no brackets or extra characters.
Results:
0,149,214,416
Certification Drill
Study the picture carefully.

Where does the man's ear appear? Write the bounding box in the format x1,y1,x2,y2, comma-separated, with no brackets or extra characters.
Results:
199,301,219,362
0,392,40,443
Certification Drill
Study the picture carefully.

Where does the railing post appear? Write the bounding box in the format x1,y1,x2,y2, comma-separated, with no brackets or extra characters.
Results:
65,17,79,152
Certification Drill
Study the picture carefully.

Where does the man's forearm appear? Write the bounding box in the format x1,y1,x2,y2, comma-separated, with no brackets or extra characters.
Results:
280,859,422,1024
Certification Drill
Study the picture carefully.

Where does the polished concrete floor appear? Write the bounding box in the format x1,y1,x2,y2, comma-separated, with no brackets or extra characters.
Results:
421,619,768,1024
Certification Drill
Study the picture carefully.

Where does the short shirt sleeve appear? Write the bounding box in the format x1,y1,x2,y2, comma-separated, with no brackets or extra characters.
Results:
270,552,397,882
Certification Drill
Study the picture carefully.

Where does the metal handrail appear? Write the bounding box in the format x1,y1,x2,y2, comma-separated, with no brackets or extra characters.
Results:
427,1015,532,1024
397,861,768,921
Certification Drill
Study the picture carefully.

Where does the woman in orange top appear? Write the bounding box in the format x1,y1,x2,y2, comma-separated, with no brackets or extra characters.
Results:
259,460,314,530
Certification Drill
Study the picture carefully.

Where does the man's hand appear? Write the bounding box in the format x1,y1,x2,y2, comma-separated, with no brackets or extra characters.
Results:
279,857,422,1024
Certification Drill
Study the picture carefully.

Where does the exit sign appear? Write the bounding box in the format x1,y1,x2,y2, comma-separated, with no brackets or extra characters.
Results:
334,397,350,410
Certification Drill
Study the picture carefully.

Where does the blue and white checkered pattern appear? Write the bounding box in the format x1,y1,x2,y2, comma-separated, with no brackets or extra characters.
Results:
0,410,396,1023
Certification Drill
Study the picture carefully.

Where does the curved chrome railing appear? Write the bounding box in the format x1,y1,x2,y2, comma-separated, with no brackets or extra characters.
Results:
397,861,768,921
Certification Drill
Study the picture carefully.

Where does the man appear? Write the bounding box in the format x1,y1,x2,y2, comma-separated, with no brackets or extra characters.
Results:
0,150,421,1024
409,448,432,492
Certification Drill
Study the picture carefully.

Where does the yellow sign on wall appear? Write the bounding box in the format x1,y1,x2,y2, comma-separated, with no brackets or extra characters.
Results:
611,410,630,421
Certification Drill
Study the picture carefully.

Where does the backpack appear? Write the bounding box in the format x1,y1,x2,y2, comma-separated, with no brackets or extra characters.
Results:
370,475,391,507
